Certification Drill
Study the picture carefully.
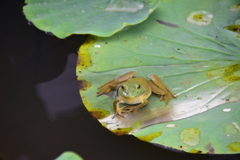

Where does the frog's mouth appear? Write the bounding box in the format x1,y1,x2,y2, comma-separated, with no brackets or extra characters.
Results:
119,90,145,98
119,94,145,104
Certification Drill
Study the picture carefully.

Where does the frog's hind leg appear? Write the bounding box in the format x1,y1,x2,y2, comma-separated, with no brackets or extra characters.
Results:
149,74,176,104
97,71,136,96
114,100,148,118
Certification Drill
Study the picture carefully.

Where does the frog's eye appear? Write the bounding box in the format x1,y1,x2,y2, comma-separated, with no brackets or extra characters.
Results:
121,85,124,90
137,85,141,89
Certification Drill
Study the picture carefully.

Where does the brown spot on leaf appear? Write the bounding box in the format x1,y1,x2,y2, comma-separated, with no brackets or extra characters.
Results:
225,99,230,102
156,20,180,28
112,128,132,136
89,109,110,119
224,24,240,38
204,143,215,154
78,80,91,90
224,24,240,33
180,80,191,85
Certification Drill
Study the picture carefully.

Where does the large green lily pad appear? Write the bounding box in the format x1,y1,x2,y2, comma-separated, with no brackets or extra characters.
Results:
77,0,240,154
23,0,159,38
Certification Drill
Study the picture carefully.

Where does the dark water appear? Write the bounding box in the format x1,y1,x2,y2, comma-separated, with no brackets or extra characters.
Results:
0,1,239,160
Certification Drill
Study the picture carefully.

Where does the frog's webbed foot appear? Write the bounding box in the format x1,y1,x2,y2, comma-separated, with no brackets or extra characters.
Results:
113,100,148,118
97,81,119,96
113,105,130,117
113,105,138,118
97,71,136,97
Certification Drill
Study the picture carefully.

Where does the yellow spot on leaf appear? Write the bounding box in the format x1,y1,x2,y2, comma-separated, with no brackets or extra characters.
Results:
112,128,132,136
137,132,162,142
224,24,240,38
228,142,240,152
206,64,240,86
76,36,96,91
229,4,240,12
180,128,200,146
77,36,96,71
189,149,202,154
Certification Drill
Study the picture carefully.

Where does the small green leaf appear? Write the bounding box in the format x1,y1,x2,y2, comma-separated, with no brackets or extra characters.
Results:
23,0,160,38
55,151,83,160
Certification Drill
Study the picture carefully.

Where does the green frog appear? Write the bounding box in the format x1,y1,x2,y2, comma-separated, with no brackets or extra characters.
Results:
97,71,176,117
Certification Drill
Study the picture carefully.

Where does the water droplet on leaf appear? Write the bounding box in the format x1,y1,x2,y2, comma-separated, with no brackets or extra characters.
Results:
165,123,177,128
223,108,231,112
94,45,101,48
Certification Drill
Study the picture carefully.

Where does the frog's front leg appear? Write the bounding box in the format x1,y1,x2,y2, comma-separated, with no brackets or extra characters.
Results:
97,71,136,96
124,99,148,115
149,74,176,104
113,99,123,117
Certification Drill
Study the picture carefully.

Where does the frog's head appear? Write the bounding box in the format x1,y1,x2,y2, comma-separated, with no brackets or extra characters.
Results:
118,81,145,98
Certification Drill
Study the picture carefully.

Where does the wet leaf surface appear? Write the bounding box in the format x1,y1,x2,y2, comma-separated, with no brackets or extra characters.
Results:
76,0,240,153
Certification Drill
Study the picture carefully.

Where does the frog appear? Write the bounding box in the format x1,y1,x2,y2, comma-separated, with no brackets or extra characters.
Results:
97,71,176,117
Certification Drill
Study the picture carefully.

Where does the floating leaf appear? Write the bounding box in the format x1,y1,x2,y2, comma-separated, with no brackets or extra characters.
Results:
76,0,240,153
55,151,83,160
23,0,160,38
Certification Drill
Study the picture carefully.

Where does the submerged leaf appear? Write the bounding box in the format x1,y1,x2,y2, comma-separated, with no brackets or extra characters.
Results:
55,152,83,160
77,0,240,154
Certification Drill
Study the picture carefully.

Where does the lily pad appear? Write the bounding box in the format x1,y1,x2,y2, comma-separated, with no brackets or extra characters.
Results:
23,0,160,38
55,151,83,160
76,0,240,154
